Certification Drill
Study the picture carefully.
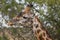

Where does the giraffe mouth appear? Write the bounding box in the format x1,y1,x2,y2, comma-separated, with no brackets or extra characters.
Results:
7,22,13,26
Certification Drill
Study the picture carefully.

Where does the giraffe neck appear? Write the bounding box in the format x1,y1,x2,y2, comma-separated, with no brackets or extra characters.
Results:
33,16,52,40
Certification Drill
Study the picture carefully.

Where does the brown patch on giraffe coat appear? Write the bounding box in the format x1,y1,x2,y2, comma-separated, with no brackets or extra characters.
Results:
45,30,51,38
37,29,41,34
39,35,44,40
43,32,45,37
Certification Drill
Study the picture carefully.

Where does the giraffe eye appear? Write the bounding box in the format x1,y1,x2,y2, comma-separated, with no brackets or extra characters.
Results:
23,16,28,19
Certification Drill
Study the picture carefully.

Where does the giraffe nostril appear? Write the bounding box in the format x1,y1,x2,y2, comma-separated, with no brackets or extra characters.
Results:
7,21,14,26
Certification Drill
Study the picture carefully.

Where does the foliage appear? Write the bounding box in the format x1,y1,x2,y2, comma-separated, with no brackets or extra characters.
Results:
0,0,60,40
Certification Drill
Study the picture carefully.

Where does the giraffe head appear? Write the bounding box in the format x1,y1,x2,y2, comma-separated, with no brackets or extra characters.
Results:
7,4,34,27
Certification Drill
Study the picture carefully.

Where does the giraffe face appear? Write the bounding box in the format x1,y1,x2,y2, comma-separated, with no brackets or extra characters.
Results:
7,13,34,27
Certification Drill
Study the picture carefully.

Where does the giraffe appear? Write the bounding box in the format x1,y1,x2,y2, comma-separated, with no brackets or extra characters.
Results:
7,4,53,40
